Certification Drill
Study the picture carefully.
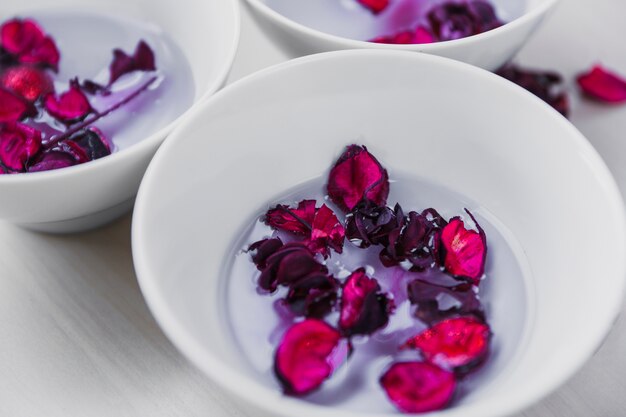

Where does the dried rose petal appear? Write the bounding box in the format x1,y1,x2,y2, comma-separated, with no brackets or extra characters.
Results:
17,36,60,70
496,65,569,117
309,204,345,256
44,79,92,123
28,149,76,172
0,87,29,122
407,279,484,325
265,200,316,235
380,362,456,413
257,244,327,292
68,128,111,161
109,40,156,85
0,19,59,70
346,202,403,248
0,122,41,171
339,268,394,336
284,272,339,318
357,0,390,14
327,145,389,212
274,319,344,395
249,237,284,270
370,26,434,44
428,1,502,41
1,65,54,102
440,210,486,284
403,316,491,374
80,79,110,96
577,65,626,103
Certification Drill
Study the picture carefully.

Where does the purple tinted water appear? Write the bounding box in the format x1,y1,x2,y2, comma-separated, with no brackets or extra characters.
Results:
225,176,532,413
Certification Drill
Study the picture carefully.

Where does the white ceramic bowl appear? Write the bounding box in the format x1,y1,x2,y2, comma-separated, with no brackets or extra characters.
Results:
132,50,625,417
245,0,558,70
0,0,239,233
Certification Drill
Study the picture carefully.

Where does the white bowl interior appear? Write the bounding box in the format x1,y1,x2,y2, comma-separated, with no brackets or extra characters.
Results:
133,51,625,417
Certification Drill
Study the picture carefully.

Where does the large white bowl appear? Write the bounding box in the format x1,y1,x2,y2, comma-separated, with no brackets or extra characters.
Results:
132,50,626,417
245,0,558,70
0,0,239,233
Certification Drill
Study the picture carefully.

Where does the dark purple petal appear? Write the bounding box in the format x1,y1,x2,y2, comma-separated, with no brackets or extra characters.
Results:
1,65,54,102
327,145,389,212
28,149,76,172
402,316,491,375
407,279,484,325
274,319,345,396
249,237,284,270
357,0,390,14
0,122,41,171
80,79,110,96
257,244,327,292
284,272,339,318
109,40,156,85
346,202,403,248
308,204,345,256
0,87,29,122
440,211,487,285
577,64,626,103
68,127,111,161
44,79,92,123
265,199,316,235
339,268,394,336
428,1,503,41
380,362,456,413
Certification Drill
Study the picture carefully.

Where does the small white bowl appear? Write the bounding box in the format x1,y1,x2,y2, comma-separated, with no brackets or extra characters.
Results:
132,50,625,417
245,0,558,70
0,0,239,233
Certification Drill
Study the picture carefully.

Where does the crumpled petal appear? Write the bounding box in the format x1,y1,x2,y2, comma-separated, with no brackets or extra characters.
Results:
44,79,92,123
265,200,316,235
380,362,456,413
109,40,156,85
254,243,327,292
0,121,41,171
357,0,390,14
249,237,284,270
0,87,29,122
327,145,389,212
402,316,491,375
284,272,339,318
428,1,502,41
274,319,346,396
407,279,484,325
339,268,394,336
308,204,345,256
577,64,626,103
439,210,487,284
0,19,59,70
28,149,76,172
1,65,54,102
17,36,60,70
370,26,434,44
68,127,111,161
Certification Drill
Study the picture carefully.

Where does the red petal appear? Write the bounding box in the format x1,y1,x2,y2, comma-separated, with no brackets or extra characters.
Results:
327,145,389,212
18,36,60,71
380,362,456,413
1,65,54,102
577,65,626,103
415,26,435,44
274,319,345,395
357,0,390,14
370,27,434,44
0,122,42,171
402,316,491,374
265,199,316,235
28,150,76,172
339,268,394,336
44,80,92,123
308,204,345,256
440,211,487,284
0,19,44,56
109,40,156,85
0,87,29,122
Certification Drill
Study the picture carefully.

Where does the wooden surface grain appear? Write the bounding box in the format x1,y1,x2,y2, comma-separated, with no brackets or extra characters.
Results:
1,1,625,416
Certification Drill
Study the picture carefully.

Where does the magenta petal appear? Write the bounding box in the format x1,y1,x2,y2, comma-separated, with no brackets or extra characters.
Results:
402,317,491,375
274,319,344,396
1,65,54,103
265,199,316,235
109,40,156,85
380,362,456,413
415,26,435,44
309,204,345,256
440,211,487,284
327,145,389,212
339,268,394,336
577,65,626,103
17,36,60,71
28,150,76,172
44,80,92,123
357,0,390,14
370,26,434,45
0,122,42,171
0,19,44,56
0,87,29,122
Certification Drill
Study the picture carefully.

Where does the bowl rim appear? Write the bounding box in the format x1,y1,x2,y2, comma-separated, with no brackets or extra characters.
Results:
132,49,626,417
244,0,560,51
0,0,241,183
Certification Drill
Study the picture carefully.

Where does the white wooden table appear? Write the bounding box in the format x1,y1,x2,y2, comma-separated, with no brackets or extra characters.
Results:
2,1,626,415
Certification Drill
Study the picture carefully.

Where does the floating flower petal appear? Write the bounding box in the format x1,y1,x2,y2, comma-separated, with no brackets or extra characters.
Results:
17,36,60,70
1,65,54,102
109,40,156,85
309,204,345,256
357,0,390,14
327,145,389,212
44,79,92,123
28,150,76,172
577,64,626,103
285,272,339,318
0,19,59,70
407,279,484,325
265,199,316,235
428,1,502,41
439,211,486,284
68,128,111,161
339,268,394,336
257,244,327,292
0,87,29,122
380,362,456,413
249,237,284,270
403,316,491,375
0,122,41,171
370,27,434,44
274,319,345,396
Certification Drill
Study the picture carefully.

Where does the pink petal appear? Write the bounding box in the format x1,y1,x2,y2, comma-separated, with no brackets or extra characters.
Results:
357,0,390,14
109,40,156,85
1,65,54,102
577,64,626,103
370,27,434,44
402,316,491,374
274,319,345,395
339,268,394,336
0,122,42,171
414,26,435,44
327,145,389,212
265,199,316,235
0,19,44,56
44,80,92,123
380,362,456,413
440,211,487,284
308,204,345,256
18,36,60,71
0,87,29,122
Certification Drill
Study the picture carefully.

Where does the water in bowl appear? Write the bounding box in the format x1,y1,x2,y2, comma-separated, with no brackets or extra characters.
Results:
224,175,532,413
